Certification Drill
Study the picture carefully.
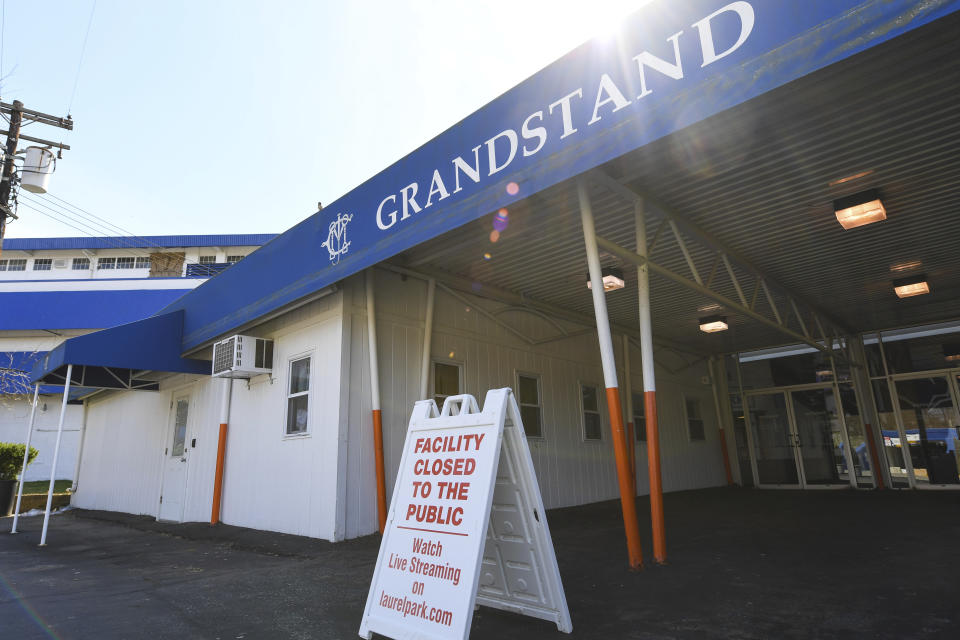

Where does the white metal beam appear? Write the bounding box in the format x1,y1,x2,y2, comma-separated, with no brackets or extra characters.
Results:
588,170,855,335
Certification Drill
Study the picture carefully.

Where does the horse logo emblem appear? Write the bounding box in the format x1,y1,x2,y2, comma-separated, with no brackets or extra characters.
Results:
321,212,353,264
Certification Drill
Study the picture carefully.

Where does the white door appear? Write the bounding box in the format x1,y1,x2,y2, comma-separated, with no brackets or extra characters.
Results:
158,395,190,521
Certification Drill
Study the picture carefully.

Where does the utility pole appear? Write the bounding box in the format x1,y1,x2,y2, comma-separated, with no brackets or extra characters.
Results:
0,100,74,257
0,100,23,246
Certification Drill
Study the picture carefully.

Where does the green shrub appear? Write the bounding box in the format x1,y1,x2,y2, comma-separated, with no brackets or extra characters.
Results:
0,442,39,480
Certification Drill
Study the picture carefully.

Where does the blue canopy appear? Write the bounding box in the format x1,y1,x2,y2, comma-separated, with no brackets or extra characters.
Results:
0,351,90,397
30,311,210,390
0,288,195,331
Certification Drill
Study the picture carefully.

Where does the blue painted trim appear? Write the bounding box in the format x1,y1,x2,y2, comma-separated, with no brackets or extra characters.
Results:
0,276,205,284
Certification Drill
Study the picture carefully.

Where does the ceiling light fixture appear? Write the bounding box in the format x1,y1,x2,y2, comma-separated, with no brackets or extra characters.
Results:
586,267,625,292
893,274,930,298
890,261,922,273
944,344,960,362
699,315,728,333
834,188,886,230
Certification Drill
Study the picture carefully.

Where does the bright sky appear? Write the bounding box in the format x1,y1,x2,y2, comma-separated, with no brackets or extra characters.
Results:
2,0,649,239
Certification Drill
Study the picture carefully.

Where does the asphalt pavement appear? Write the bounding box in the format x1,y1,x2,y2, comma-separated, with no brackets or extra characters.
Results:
2,487,959,639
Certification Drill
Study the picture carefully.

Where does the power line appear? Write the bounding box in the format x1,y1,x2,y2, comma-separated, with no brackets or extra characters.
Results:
16,196,153,257
67,0,97,116
18,192,238,271
42,192,171,254
34,193,216,268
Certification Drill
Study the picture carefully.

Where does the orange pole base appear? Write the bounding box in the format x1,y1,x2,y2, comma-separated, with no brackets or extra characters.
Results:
606,387,644,570
718,427,734,486
372,409,387,533
645,391,667,564
211,423,227,525
863,423,885,490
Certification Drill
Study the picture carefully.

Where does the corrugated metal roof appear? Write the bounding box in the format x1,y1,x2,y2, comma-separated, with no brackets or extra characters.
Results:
2,234,278,251
397,13,960,355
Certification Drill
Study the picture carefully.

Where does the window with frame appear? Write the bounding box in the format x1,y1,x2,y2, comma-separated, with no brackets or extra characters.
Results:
0,258,26,271
516,373,543,438
685,396,706,442
226,255,244,264
72,257,90,270
632,392,646,442
433,361,461,409
97,257,116,270
286,357,311,435
116,257,135,269
32,258,52,271
171,398,189,457
135,257,151,268
581,383,602,441
199,255,217,264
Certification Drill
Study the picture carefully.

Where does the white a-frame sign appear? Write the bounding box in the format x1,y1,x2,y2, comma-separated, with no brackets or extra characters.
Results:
360,388,572,640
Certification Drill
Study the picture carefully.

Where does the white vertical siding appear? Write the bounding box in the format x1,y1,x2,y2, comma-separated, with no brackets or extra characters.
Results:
348,270,727,526
72,390,170,515
0,397,83,481
72,273,727,542
218,306,346,541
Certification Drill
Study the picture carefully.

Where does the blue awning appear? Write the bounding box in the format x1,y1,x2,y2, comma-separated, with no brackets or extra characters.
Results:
0,351,88,396
30,311,210,390
0,288,196,330
154,0,960,352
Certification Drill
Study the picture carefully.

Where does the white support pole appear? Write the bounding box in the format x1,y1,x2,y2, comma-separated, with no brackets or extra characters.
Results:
367,270,382,412
635,202,656,393
623,333,636,491
635,197,667,565
708,356,734,485
578,180,644,570
366,268,387,532
40,364,72,546
419,278,436,401
10,384,40,534
71,399,90,493
578,183,619,389
623,334,634,421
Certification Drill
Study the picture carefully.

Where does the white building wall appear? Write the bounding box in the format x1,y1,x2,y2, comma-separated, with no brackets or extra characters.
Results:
342,270,728,531
0,396,82,481
0,244,262,280
1,332,91,482
217,300,347,540
70,272,727,541
72,390,170,515
71,292,349,540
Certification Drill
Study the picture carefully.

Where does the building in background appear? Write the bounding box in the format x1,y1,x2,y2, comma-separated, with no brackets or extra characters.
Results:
0,234,276,481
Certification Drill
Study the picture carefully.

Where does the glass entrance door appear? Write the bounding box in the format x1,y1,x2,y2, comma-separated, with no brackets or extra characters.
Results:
746,385,856,488
789,387,851,486
891,375,960,487
747,392,800,486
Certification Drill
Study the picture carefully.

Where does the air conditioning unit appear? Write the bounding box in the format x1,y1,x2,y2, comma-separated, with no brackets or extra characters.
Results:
53,259,67,269
212,335,274,378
